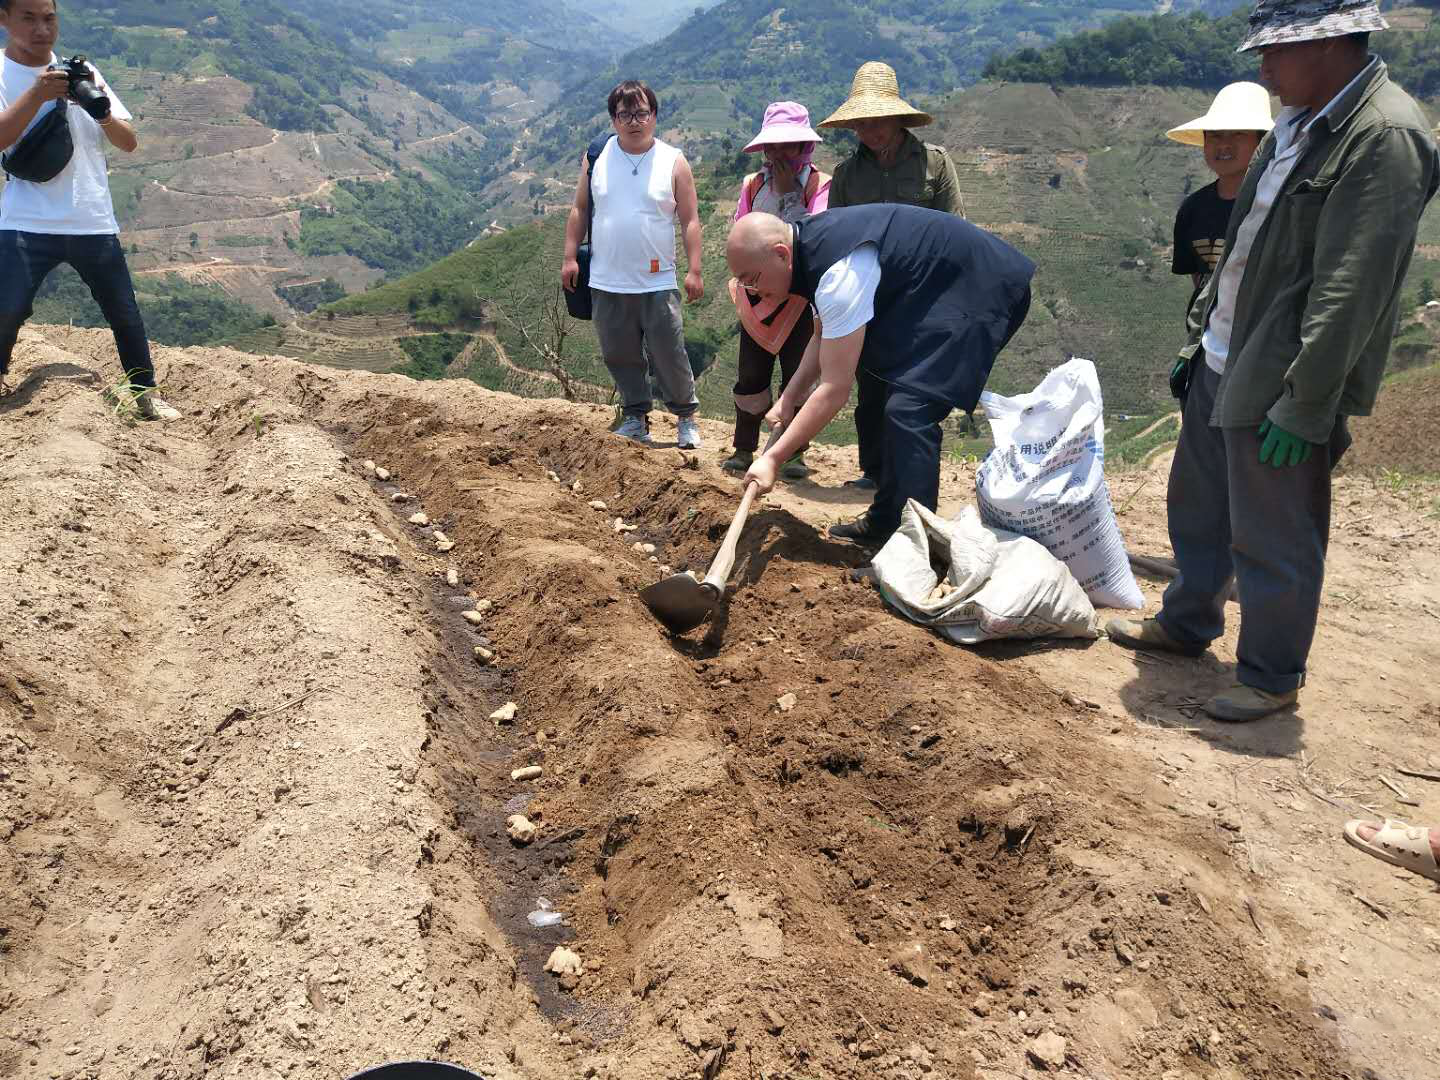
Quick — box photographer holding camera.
[0,0,176,418]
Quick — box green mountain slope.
[984,3,1440,95]
[517,0,1234,183]
[1,0,633,333]
[287,83,1237,438]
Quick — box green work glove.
[1258,419,1315,468]
[1169,356,1192,400]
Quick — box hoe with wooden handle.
[641,429,781,633]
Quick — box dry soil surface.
[1,327,1436,1080]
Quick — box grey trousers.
[592,289,699,419]
[1157,362,1349,694]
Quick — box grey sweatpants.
[592,289,699,419]
[1157,362,1349,694]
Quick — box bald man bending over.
[728,205,1034,546]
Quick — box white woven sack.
[871,502,1099,644]
[975,358,1143,609]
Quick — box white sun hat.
[1166,82,1274,147]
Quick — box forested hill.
[984,3,1440,96]
[522,0,1234,168]
[57,0,621,133]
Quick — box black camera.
[50,55,111,121]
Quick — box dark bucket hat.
[1237,0,1387,53]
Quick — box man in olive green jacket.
[817,62,964,511]
[1109,0,1438,722]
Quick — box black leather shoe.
[828,514,891,546]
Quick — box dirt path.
[2,327,1435,1080]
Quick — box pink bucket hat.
[742,102,823,154]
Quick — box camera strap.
[2,99,75,184]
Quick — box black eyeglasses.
[615,109,653,124]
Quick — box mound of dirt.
[1,326,1421,1080]
[1346,361,1440,475]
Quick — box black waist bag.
[2,100,74,183]
[563,131,615,322]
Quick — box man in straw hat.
[1166,82,1273,323]
[726,204,1033,548]
[820,62,964,497]
[1108,0,1438,722]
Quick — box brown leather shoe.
[1203,683,1297,723]
[1104,617,1206,658]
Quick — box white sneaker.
[614,416,652,445]
[677,417,701,450]
[135,391,181,422]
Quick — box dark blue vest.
[792,205,1035,410]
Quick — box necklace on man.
[619,145,653,175]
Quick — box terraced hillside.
[0,0,627,329]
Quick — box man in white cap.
[819,61,964,503]
[1109,0,1439,722]
[1166,82,1273,326]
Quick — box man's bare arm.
[747,326,864,490]
[560,155,591,290]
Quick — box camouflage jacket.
[1184,60,1439,441]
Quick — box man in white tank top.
[562,80,705,448]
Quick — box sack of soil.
[975,358,1143,609]
[871,501,1099,644]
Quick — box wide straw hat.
[1166,82,1274,147]
[818,62,932,129]
[742,101,823,153]
[1237,0,1387,53]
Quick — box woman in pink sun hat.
[723,101,831,478]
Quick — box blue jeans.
[0,230,154,388]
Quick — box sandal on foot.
[1343,819,1440,883]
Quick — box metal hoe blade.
[640,573,721,634]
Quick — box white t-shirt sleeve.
[813,243,881,339]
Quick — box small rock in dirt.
[544,946,584,977]
[463,610,485,626]
[761,1006,786,1035]
[613,518,637,533]
[777,693,798,713]
[490,702,518,724]
[1295,960,1310,978]
[363,459,377,474]
[446,569,460,587]
[971,992,994,1017]
[903,1043,933,1073]
[572,479,583,493]
[409,511,431,527]
[506,814,538,845]
[938,917,958,933]
[546,470,561,483]
[433,530,455,552]
[512,765,543,782]
[589,500,608,512]
[1027,1031,1067,1071]
[374,467,392,482]
[640,543,656,555]
[888,941,937,987]
[474,646,496,665]
[390,492,413,503]
[1003,806,1033,847]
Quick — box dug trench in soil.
[258,361,1357,1080]
[6,331,1361,1079]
